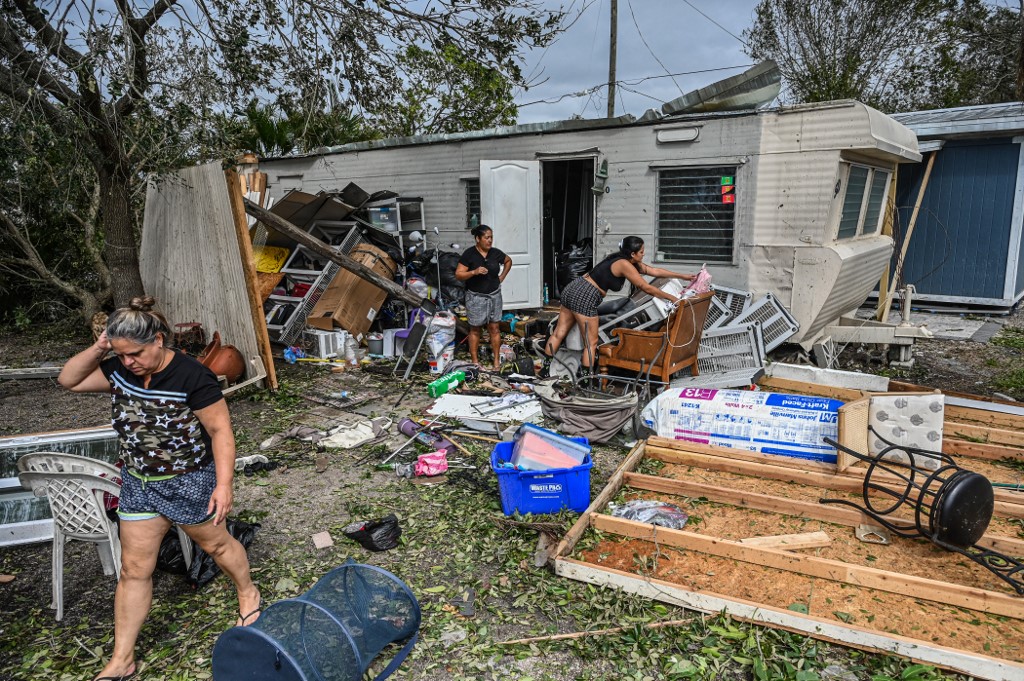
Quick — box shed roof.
[892,102,1024,138]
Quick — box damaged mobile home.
[256,99,923,348]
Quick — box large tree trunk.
[98,171,146,306]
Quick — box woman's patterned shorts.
[559,277,603,317]
[118,463,218,525]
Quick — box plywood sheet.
[141,163,266,388]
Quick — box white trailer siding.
[258,100,919,345]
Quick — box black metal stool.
[822,427,1024,596]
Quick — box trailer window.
[656,166,736,263]
[837,164,890,239]
[465,179,481,229]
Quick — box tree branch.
[11,0,87,69]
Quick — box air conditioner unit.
[303,329,348,359]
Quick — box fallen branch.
[499,618,692,645]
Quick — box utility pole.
[607,0,618,118]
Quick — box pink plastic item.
[415,450,449,477]
[682,265,712,296]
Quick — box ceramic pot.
[198,331,245,384]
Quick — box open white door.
[480,159,542,309]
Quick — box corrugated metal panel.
[893,138,1018,300]
[893,102,1024,137]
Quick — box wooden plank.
[647,438,1024,517]
[945,421,1024,448]
[739,531,831,550]
[945,404,1024,431]
[758,376,867,401]
[874,166,898,322]
[764,375,1024,432]
[555,557,1024,681]
[623,472,1024,556]
[0,367,62,380]
[592,515,1024,620]
[944,439,1024,464]
[243,199,425,308]
[225,169,278,391]
[141,163,267,391]
[883,149,937,323]
[552,440,647,561]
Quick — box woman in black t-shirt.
[59,297,261,681]
[544,236,694,374]
[455,225,513,368]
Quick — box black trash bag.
[342,514,401,552]
[156,529,189,575]
[556,240,593,292]
[186,519,261,589]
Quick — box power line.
[680,0,749,47]
[625,0,684,97]
[517,64,755,108]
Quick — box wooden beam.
[242,199,425,308]
[225,170,278,390]
[739,531,831,550]
[882,150,937,323]
[645,442,1024,519]
[944,439,1024,465]
[552,440,647,561]
[623,472,1024,556]
[0,367,62,380]
[499,618,693,645]
[758,376,867,401]
[555,557,1024,681]
[874,166,899,322]
[761,375,1024,433]
[945,404,1024,431]
[945,422,1024,448]
[592,515,1024,620]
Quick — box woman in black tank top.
[544,236,695,373]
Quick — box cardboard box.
[307,244,396,337]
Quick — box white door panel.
[480,160,541,309]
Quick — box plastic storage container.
[491,439,592,516]
[511,423,591,471]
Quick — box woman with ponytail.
[544,236,695,374]
[59,297,260,681]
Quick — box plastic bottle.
[427,370,466,398]
[343,336,359,367]
[543,284,550,305]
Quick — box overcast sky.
[513,0,763,123]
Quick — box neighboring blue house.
[890,103,1024,307]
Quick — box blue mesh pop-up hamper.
[212,561,420,681]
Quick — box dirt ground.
[3,307,1023,680]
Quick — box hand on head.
[95,330,111,352]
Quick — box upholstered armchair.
[597,291,713,384]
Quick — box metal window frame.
[836,163,892,241]
[655,165,739,264]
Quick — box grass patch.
[993,366,1024,400]
[992,326,1024,350]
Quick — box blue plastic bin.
[491,439,592,516]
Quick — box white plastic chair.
[16,452,194,620]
